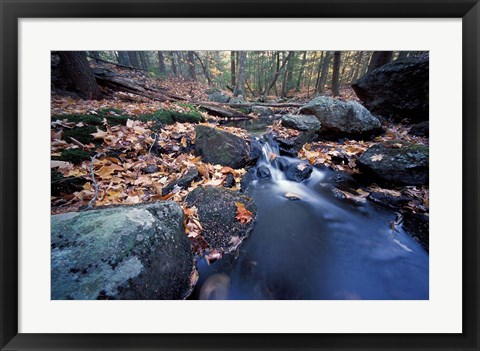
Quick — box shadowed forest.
[51,50,429,300]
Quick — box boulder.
[251,106,274,118]
[409,121,429,137]
[207,91,230,103]
[358,141,429,186]
[185,187,256,254]
[299,96,382,139]
[240,167,257,192]
[194,125,256,168]
[352,55,429,122]
[256,165,271,179]
[51,202,196,300]
[281,114,321,132]
[162,168,200,196]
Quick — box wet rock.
[402,212,429,251]
[162,168,200,196]
[276,157,313,182]
[51,201,196,300]
[352,55,429,122]
[409,121,429,137]
[256,165,271,179]
[281,114,321,132]
[207,91,230,103]
[251,106,274,118]
[185,187,256,254]
[299,96,382,139]
[223,173,236,188]
[358,141,429,186]
[240,167,256,192]
[195,125,257,168]
[367,191,410,209]
[273,130,317,157]
[142,164,159,174]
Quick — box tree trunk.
[138,52,147,70]
[233,51,247,97]
[117,51,130,66]
[59,51,103,100]
[367,51,393,73]
[295,51,307,92]
[169,52,177,76]
[331,51,341,97]
[317,51,332,93]
[127,51,141,68]
[157,51,167,76]
[351,51,364,83]
[263,51,292,100]
[230,51,236,88]
[282,51,295,97]
[187,51,196,81]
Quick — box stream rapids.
[190,119,429,300]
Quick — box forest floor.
[51,66,429,237]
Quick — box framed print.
[1,0,479,350]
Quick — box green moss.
[52,114,103,125]
[141,107,204,125]
[96,108,125,116]
[52,149,92,164]
[62,125,99,145]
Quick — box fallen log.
[198,101,304,108]
[194,102,252,119]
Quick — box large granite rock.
[51,202,196,300]
[352,55,429,122]
[358,141,429,186]
[299,96,382,139]
[281,114,321,132]
[185,187,256,254]
[194,125,256,168]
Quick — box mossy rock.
[140,108,204,126]
[52,109,130,126]
[52,114,103,125]
[52,149,92,164]
[62,125,100,145]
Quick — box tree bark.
[295,51,307,92]
[187,51,197,81]
[230,51,236,88]
[317,51,332,93]
[127,51,141,68]
[169,52,177,76]
[367,51,393,73]
[59,51,103,100]
[233,51,247,97]
[117,51,130,66]
[332,51,341,97]
[157,51,167,76]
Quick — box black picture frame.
[1,0,478,350]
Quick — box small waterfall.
[257,138,285,182]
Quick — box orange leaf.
[235,202,253,224]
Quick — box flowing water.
[191,121,429,300]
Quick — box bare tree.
[230,51,236,88]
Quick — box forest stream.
[190,119,429,300]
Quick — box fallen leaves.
[235,202,253,223]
